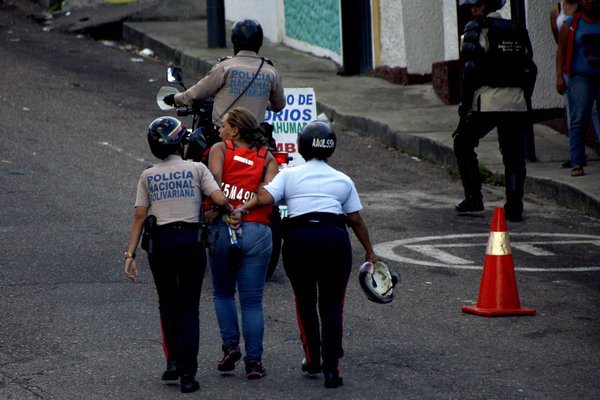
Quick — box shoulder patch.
[217,56,232,63]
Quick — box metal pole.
[207,0,226,48]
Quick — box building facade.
[225,0,562,110]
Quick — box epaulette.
[262,57,274,66]
[217,56,232,63]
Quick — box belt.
[155,221,199,232]
[287,212,346,228]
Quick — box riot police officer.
[231,121,379,389]
[163,19,285,128]
[124,116,233,393]
[454,0,537,222]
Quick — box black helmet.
[458,0,506,11]
[147,116,188,160]
[231,19,263,54]
[359,260,400,304]
[297,121,336,161]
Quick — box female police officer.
[231,121,378,388]
[124,116,233,393]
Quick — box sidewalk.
[122,19,600,219]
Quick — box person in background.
[453,0,536,222]
[124,116,232,393]
[231,121,378,389]
[206,107,278,380]
[555,0,600,175]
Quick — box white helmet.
[359,260,400,304]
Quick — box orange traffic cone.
[461,207,536,317]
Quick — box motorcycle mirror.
[156,86,180,110]
[167,67,183,85]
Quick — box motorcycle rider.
[453,0,537,222]
[163,18,285,128]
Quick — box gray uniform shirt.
[174,50,285,126]
[135,154,220,226]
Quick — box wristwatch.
[123,251,136,260]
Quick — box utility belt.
[286,212,347,229]
[155,221,199,233]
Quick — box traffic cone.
[461,207,536,317]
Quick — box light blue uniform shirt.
[264,159,363,218]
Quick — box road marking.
[374,233,600,272]
[97,141,150,164]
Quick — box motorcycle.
[157,66,290,278]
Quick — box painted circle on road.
[374,233,600,272]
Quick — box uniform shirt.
[471,12,528,113]
[135,154,220,226]
[174,50,285,126]
[263,159,362,218]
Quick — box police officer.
[454,0,537,222]
[231,121,378,389]
[124,116,233,393]
[163,19,285,128]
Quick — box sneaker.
[323,369,343,389]
[301,358,322,375]
[180,374,199,393]
[455,198,484,213]
[161,360,179,384]
[218,343,242,372]
[245,361,266,379]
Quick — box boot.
[456,161,483,213]
[504,174,524,222]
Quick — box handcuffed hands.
[227,207,248,230]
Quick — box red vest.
[222,140,272,225]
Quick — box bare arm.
[346,211,377,262]
[208,142,226,185]
[556,23,569,94]
[124,206,148,282]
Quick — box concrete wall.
[282,0,341,64]
[527,0,562,109]
[224,0,283,43]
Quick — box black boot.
[180,374,199,393]
[504,174,524,222]
[161,360,179,384]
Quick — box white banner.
[264,88,317,167]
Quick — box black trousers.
[282,215,352,373]
[453,111,528,214]
[148,227,206,376]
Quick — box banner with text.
[264,87,316,167]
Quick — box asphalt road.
[0,8,599,400]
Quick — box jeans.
[207,219,272,363]
[564,75,600,143]
[566,74,600,167]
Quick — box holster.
[141,215,156,254]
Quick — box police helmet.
[231,19,263,54]
[297,121,336,161]
[458,0,506,11]
[147,116,188,160]
[359,260,400,304]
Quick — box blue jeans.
[207,219,272,363]
[566,75,600,167]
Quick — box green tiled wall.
[284,0,341,54]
